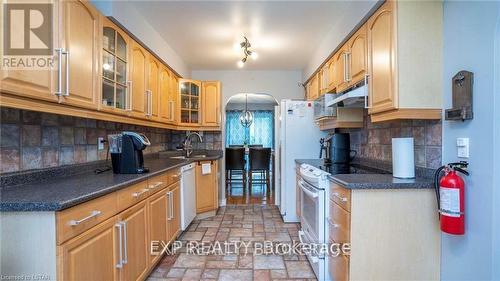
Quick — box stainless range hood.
[326,84,368,108]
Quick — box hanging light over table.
[240,94,253,127]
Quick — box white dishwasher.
[180,163,196,230]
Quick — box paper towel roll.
[392,137,415,179]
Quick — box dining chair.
[248,144,263,148]
[225,147,246,194]
[248,147,271,194]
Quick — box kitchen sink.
[170,154,207,159]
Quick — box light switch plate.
[98,137,105,150]
[456,138,469,158]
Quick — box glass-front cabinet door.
[101,19,130,113]
[178,79,201,125]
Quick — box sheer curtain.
[225,110,274,148]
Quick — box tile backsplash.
[338,111,442,169]
[0,108,222,174]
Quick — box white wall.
[192,70,304,105]
[192,70,303,203]
[493,13,500,281]
[91,0,190,78]
[441,2,500,280]
[303,1,377,80]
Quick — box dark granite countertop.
[295,159,434,190]
[0,151,222,212]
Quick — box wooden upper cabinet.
[367,0,396,114]
[348,23,367,85]
[201,81,221,127]
[308,74,319,100]
[0,1,59,103]
[158,67,171,123]
[130,41,149,119]
[196,161,218,213]
[117,200,149,281]
[334,45,350,94]
[169,74,179,124]
[178,79,201,126]
[148,57,160,120]
[58,217,119,281]
[59,0,100,110]
[100,17,131,114]
[319,64,329,96]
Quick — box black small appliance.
[109,132,151,174]
[330,133,357,165]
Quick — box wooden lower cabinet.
[195,161,219,213]
[58,217,119,281]
[116,200,149,281]
[327,181,440,281]
[168,182,182,238]
[56,169,183,281]
[148,189,168,265]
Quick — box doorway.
[223,93,279,205]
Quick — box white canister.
[392,137,415,179]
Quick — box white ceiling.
[132,1,376,70]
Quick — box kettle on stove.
[330,133,357,165]
[108,131,150,174]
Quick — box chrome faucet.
[183,132,203,158]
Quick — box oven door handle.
[298,231,320,264]
[299,180,319,199]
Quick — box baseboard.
[195,210,216,220]
[219,198,227,206]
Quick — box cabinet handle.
[115,223,123,268]
[68,210,101,226]
[169,101,174,121]
[132,188,149,198]
[122,221,128,264]
[63,50,70,96]
[149,181,163,189]
[149,90,153,116]
[364,74,370,109]
[55,48,63,96]
[327,217,340,228]
[346,52,351,82]
[170,191,174,220]
[332,192,348,202]
[166,192,172,220]
[126,81,133,111]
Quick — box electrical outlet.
[456,138,469,158]
[98,137,105,150]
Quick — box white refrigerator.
[275,100,326,223]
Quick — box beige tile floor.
[147,205,317,281]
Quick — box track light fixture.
[237,36,257,68]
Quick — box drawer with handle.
[56,192,117,245]
[147,173,169,193]
[328,199,351,243]
[166,168,181,185]
[329,181,351,212]
[117,180,149,211]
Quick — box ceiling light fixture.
[236,36,257,68]
[239,93,253,127]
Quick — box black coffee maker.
[108,132,150,174]
[330,133,357,165]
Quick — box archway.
[221,93,279,206]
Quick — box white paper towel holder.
[392,137,415,179]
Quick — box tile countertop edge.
[0,154,222,212]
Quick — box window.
[225,110,274,148]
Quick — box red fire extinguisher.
[434,161,469,235]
